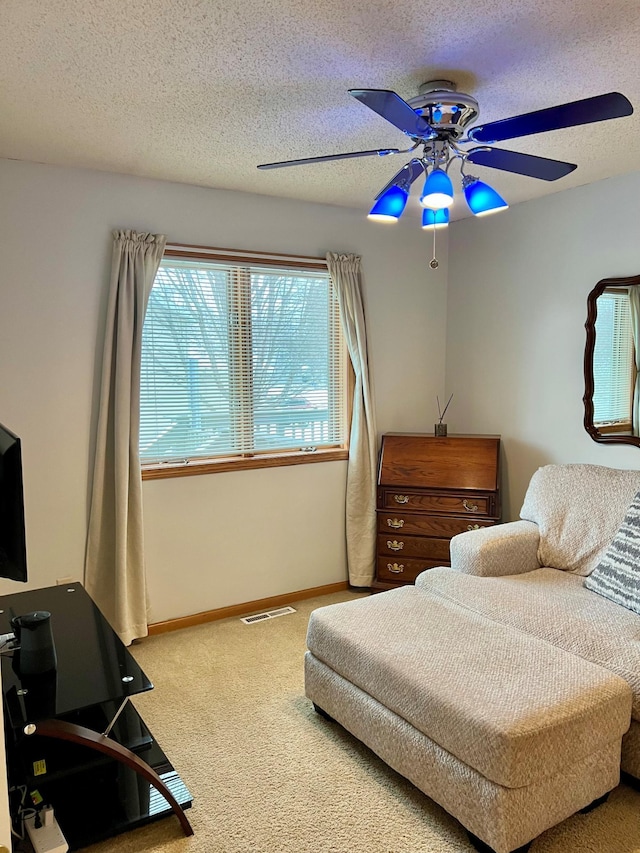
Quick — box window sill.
[593,422,633,434]
[141,448,349,480]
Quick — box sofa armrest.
[450,520,541,577]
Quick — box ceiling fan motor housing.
[407,81,479,138]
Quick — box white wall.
[0,159,447,621]
[6,154,640,619]
[446,170,640,520]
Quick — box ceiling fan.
[257,81,633,224]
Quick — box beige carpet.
[85,591,640,853]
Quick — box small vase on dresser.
[374,433,501,589]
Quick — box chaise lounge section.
[305,463,640,852]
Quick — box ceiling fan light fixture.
[259,83,633,234]
[462,174,509,216]
[420,168,454,210]
[367,184,408,222]
[421,208,449,230]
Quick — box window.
[592,289,635,431]
[140,246,349,477]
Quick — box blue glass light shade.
[420,168,454,209]
[421,208,449,230]
[463,178,508,216]
[367,185,409,221]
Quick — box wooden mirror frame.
[584,273,640,447]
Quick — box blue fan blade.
[469,92,633,144]
[349,89,434,139]
[467,147,577,181]
[257,148,401,169]
[374,158,425,199]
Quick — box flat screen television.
[0,423,28,582]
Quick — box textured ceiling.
[2,0,640,220]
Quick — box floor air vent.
[241,606,296,624]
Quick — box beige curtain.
[326,253,377,587]
[85,230,167,645]
[629,287,640,437]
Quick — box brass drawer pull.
[394,494,409,504]
[467,524,481,531]
[386,518,405,528]
[387,540,404,551]
[463,499,479,513]
[387,563,405,574]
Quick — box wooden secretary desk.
[374,433,501,589]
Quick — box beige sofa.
[439,461,640,779]
[305,463,640,853]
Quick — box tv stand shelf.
[15,701,155,787]
[0,583,193,850]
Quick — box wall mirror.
[584,274,640,447]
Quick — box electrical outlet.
[55,577,74,586]
[24,811,68,853]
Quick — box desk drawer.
[379,488,495,518]
[377,512,494,537]
[377,534,450,561]
[376,557,447,584]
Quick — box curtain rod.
[165,243,327,266]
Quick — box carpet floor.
[84,590,640,853]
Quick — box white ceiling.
[2,0,640,221]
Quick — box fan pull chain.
[429,221,439,270]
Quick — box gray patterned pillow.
[585,490,640,615]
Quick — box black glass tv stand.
[0,583,193,850]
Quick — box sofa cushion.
[519,463,640,575]
[585,490,640,615]
[307,586,631,789]
[416,566,640,719]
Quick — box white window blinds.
[592,290,634,425]
[140,253,348,463]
